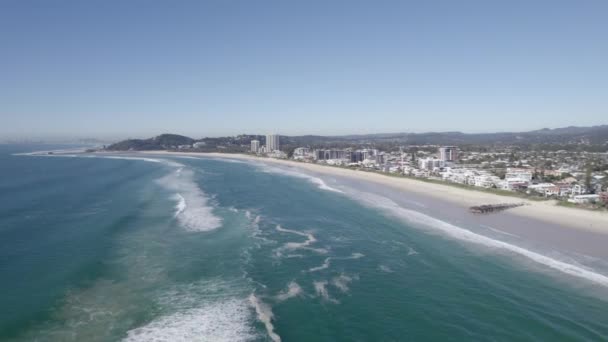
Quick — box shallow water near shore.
[2,145,608,341]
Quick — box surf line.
[353,191,608,288]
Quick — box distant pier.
[469,202,527,214]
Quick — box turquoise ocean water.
[1,145,608,341]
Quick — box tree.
[585,164,593,192]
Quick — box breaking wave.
[257,165,344,193]
[123,299,255,342]
[158,168,222,232]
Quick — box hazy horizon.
[5,122,608,144]
[2,1,607,140]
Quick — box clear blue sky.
[1,0,607,140]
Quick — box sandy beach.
[138,151,608,236]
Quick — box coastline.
[136,150,608,236]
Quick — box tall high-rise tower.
[266,134,280,152]
[439,146,458,162]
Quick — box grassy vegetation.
[556,200,608,212]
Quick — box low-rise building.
[568,194,600,204]
[419,158,442,170]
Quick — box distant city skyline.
[1,1,607,140]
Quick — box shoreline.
[127,150,608,235]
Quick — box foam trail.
[249,294,281,342]
[379,265,394,273]
[275,225,327,256]
[275,282,304,302]
[331,274,354,292]
[313,281,338,303]
[353,191,608,287]
[348,252,365,259]
[308,253,364,272]
[308,258,331,272]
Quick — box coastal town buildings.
[277,142,607,208]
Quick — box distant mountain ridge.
[106,125,608,151]
[106,134,195,151]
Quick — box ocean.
[1,144,608,341]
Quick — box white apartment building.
[418,158,443,170]
[505,168,533,182]
[251,140,260,153]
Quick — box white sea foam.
[349,252,365,259]
[286,254,305,258]
[313,281,338,303]
[123,299,255,342]
[257,165,344,193]
[407,247,418,256]
[331,274,354,292]
[308,258,331,272]
[353,191,608,287]
[379,265,394,273]
[100,155,185,168]
[249,294,281,342]
[158,168,222,232]
[275,281,304,302]
[173,194,187,217]
[308,252,364,272]
[274,225,327,256]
